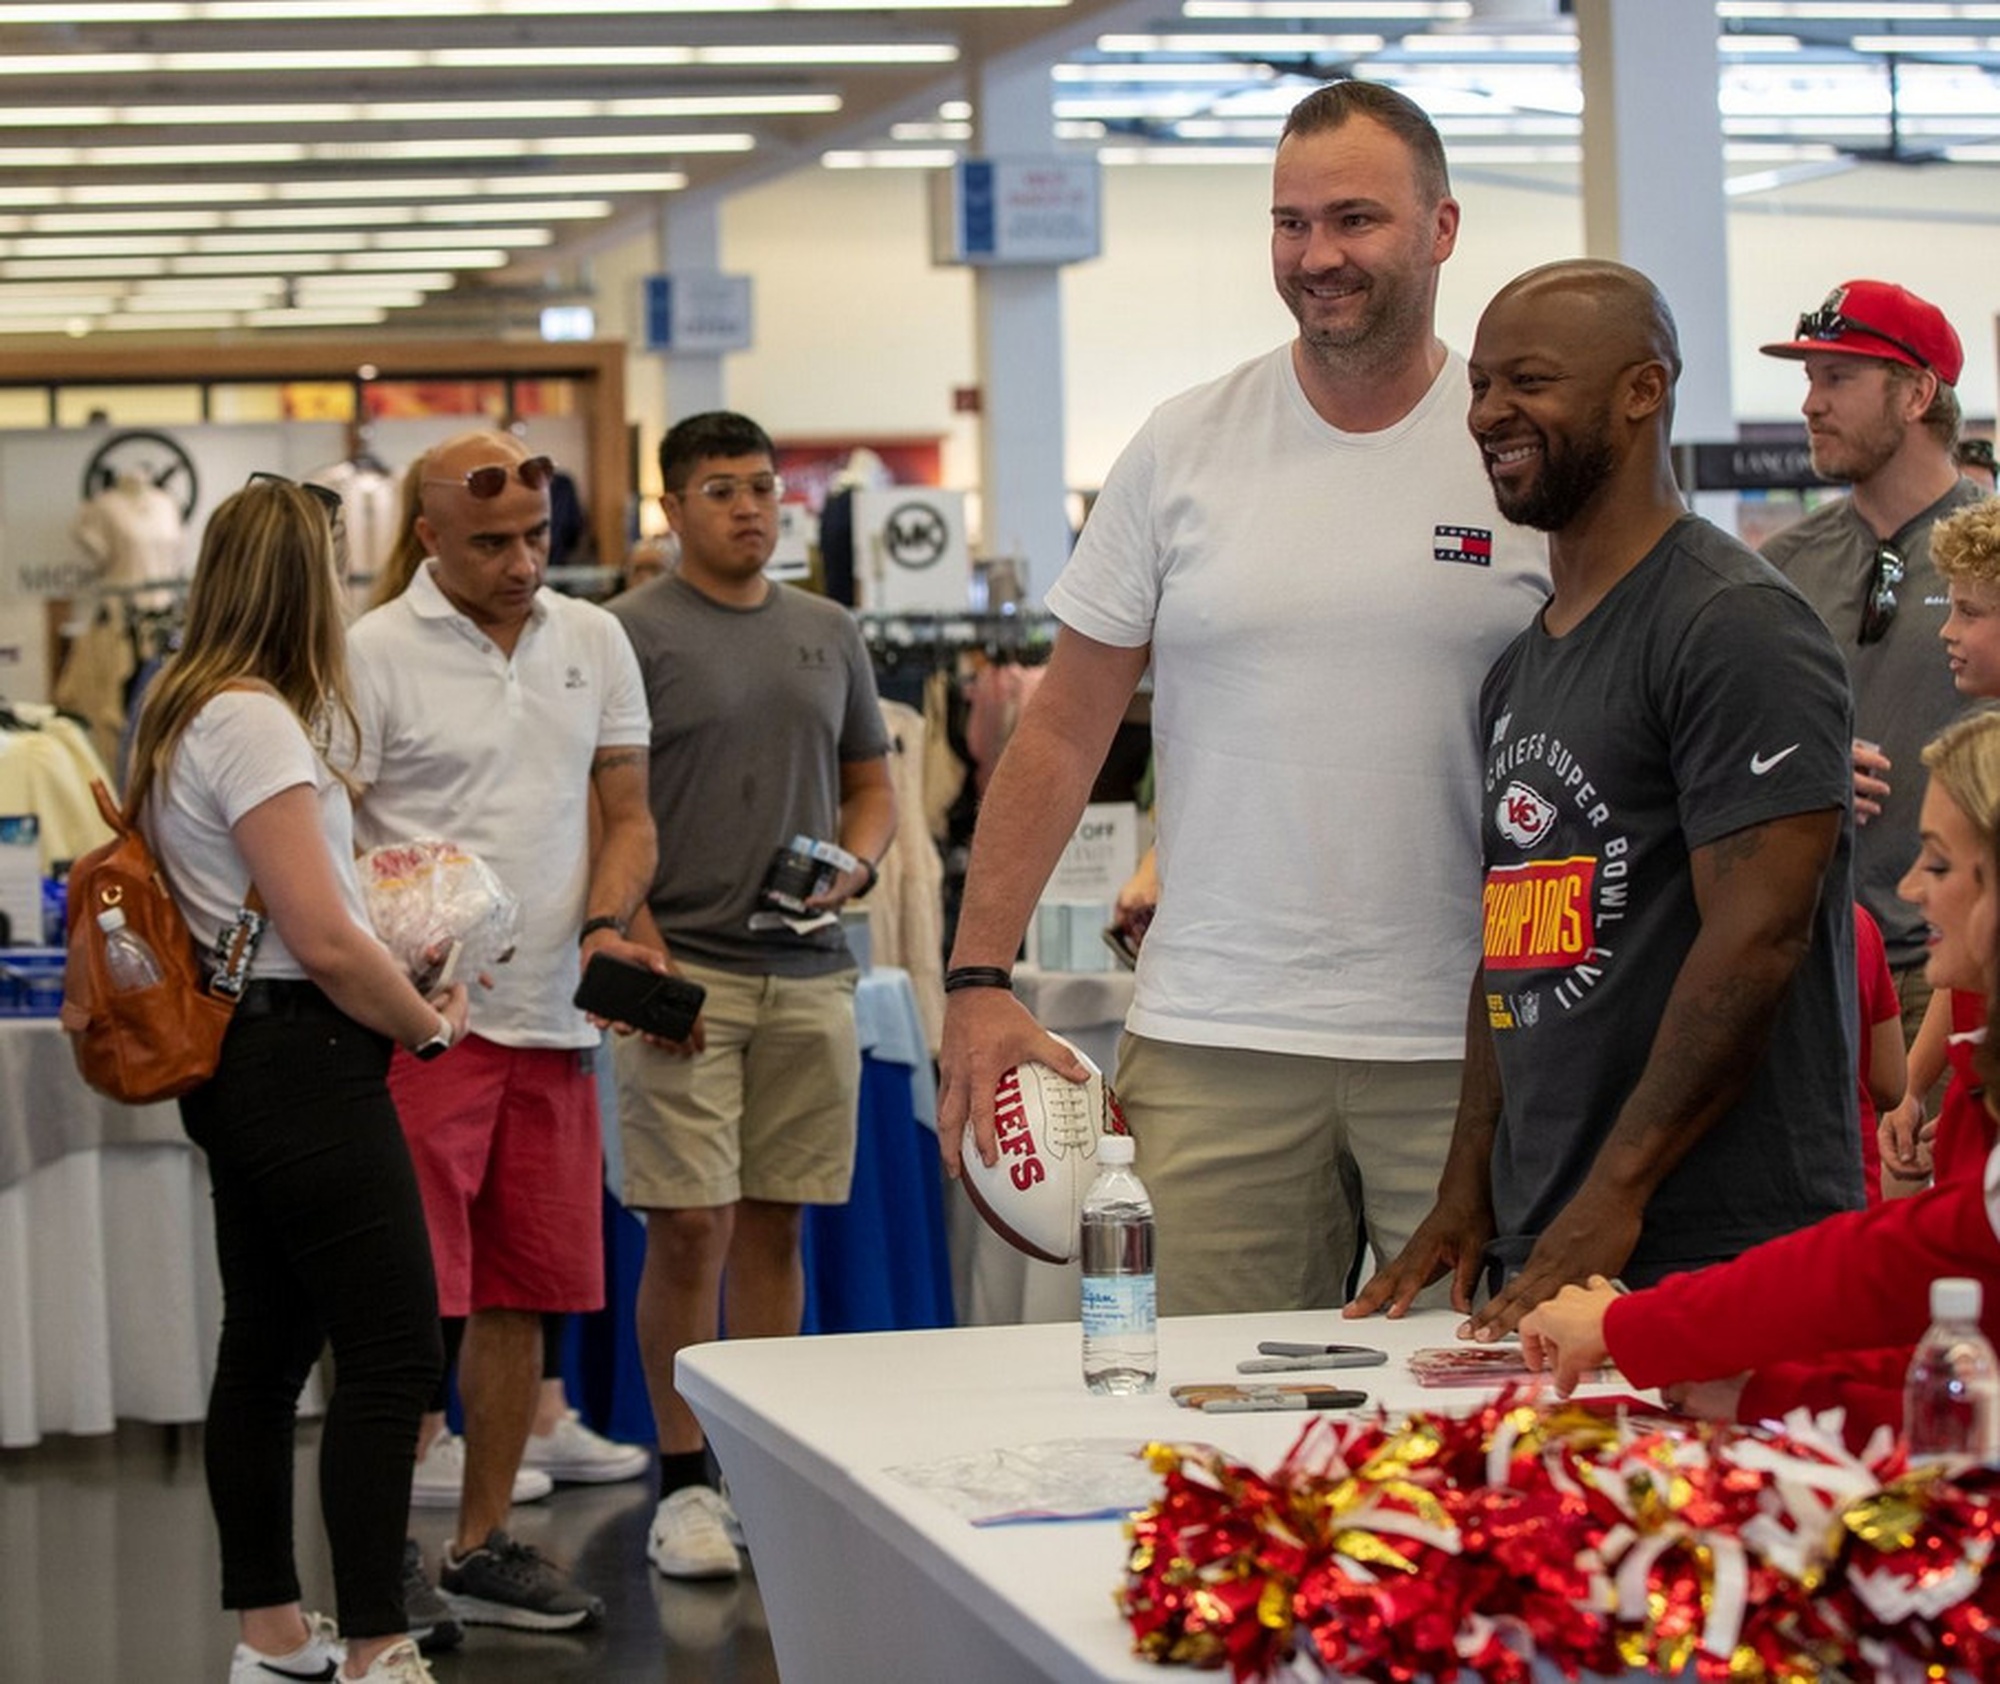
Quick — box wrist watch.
[413,1013,454,1062]
[579,915,626,943]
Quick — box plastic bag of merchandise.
[358,839,521,992]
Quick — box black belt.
[227,977,339,1021]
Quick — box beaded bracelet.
[943,965,1014,994]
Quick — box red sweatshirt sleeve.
[1605,1148,2000,1393]
[1737,1351,1910,1445]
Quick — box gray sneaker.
[401,1538,464,1654]
[439,1528,605,1632]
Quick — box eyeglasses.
[1794,305,1933,374]
[246,471,343,521]
[421,454,555,499]
[1860,543,1904,646]
[687,472,784,506]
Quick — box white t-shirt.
[1047,345,1550,1060]
[346,562,651,1048]
[145,689,373,982]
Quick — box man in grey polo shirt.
[1758,279,1984,1043]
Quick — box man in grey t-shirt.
[1352,260,1858,1337]
[1758,279,1982,1041]
[607,410,895,1584]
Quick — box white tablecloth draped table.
[681,1307,1654,1684]
[0,1020,218,1447]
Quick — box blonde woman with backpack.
[126,476,469,1684]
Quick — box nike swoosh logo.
[1749,745,1800,775]
[253,1664,337,1682]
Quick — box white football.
[960,1038,1128,1264]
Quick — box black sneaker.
[402,1538,464,1654]
[439,1528,605,1632]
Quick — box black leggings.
[180,982,443,1640]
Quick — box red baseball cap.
[1760,279,1964,386]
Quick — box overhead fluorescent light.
[1096,33,1386,52]
[821,149,960,169]
[5,0,1048,14]
[1185,2,1466,14]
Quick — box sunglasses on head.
[1794,305,1933,374]
[1859,543,1903,647]
[422,454,555,500]
[246,471,343,521]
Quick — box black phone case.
[573,954,706,1041]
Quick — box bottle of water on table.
[1904,1275,2000,1468]
[1081,1133,1156,1395]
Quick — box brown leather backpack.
[58,778,262,1105]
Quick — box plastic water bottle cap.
[96,906,128,933]
[1097,1132,1135,1166]
[1933,1276,1982,1321]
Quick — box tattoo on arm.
[591,746,647,777]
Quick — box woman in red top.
[1518,710,2000,1445]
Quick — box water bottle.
[1903,1276,2000,1468]
[97,906,165,992]
[1080,1133,1157,1395]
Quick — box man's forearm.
[1577,815,1834,1207]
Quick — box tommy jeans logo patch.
[1434,524,1494,566]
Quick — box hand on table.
[1459,1190,1640,1341]
[1343,1195,1492,1321]
[1517,1276,1620,1395]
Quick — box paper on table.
[885,1437,1162,1527]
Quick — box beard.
[1807,405,1904,486]
[1281,258,1434,378]
[1491,418,1619,532]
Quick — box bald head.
[1489,260,1683,384]
[414,429,552,639]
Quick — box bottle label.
[1082,1273,1155,1335]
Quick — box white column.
[1575,0,1733,442]
[971,52,1071,602]
[658,194,727,420]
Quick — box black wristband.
[579,915,626,943]
[944,965,1013,994]
[856,857,879,897]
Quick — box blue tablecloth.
[563,967,952,1445]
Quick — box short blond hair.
[1933,495,2000,588]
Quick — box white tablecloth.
[0,1146,219,1448]
[680,1307,1643,1684]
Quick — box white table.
[680,1308,1640,1684]
[0,1020,218,1447]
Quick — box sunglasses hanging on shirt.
[1858,543,1903,646]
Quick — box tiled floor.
[0,1424,783,1683]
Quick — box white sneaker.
[408,1430,553,1510]
[339,1637,436,1682]
[229,1612,343,1683]
[520,1409,651,1484]
[647,1487,743,1580]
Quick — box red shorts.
[388,1035,605,1318]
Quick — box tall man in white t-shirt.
[346,429,658,1634]
[937,80,1549,1316]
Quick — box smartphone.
[572,953,706,1041]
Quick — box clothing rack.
[853,607,1058,665]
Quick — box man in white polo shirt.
[346,428,657,1635]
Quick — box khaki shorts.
[1114,1033,1461,1317]
[614,960,859,1210]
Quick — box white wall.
[602,156,1999,517]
